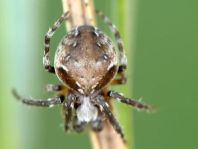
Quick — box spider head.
[54,25,118,95]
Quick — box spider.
[13,10,153,142]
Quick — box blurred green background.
[0,0,198,149]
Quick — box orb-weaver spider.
[13,10,153,142]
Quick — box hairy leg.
[95,95,125,141]
[43,11,70,74]
[45,84,65,92]
[96,10,127,70]
[12,89,64,107]
[62,94,75,132]
[96,10,127,86]
[108,90,154,112]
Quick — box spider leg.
[43,11,70,74]
[45,84,64,92]
[108,90,154,112]
[62,94,75,132]
[96,10,127,71]
[12,89,64,107]
[95,95,126,142]
[111,65,127,85]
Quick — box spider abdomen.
[54,25,118,95]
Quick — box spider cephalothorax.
[13,10,153,142]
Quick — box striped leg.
[43,11,70,74]
[96,10,127,69]
[108,91,155,112]
[95,95,126,142]
[45,84,64,92]
[96,10,127,85]
[12,89,64,107]
[62,94,76,132]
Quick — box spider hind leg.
[43,11,70,74]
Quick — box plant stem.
[61,0,128,149]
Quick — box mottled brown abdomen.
[54,25,118,95]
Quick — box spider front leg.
[108,91,154,112]
[95,95,126,142]
[43,11,70,74]
[12,89,64,107]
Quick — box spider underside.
[13,10,153,142]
